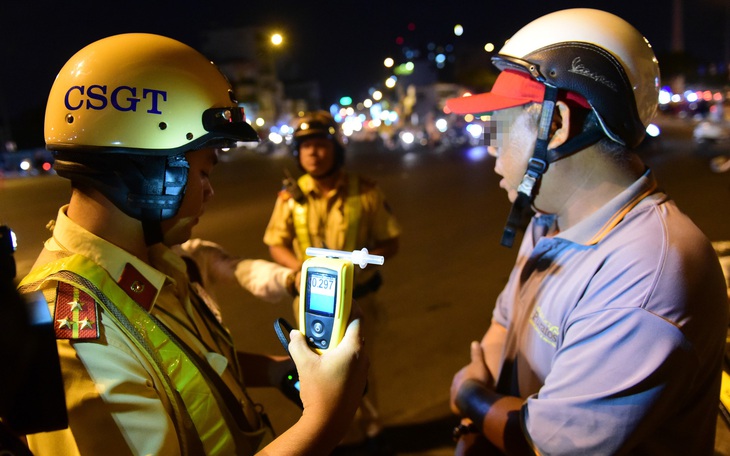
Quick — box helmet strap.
[126,154,189,222]
[135,154,189,246]
[500,85,558,247]
[53,151,189,247]
[142,219,164,246]
[548,110,605,162]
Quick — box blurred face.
[489,105,539,203]
[160,147,217,246]
[298,137,336,178]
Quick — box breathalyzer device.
[299,247,384,353]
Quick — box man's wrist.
[455,378,496,432]
[452,420,480,442]
[285,271,299,297]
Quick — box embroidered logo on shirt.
[54,282,100,340]
[529,306,559,347]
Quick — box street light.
[264,30,285,126]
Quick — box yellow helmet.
[293,111,341,143]
[46,34,259,241]
[45,33,258,154]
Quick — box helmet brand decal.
[568,57,618,92]
[64,85,168,114]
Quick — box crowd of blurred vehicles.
[0,145,54,178]
[242,116,485,157]
[2,84,728,179]
[658,86,730,145]
[243,84,728,157]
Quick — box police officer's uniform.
[19,208,274,455]
[264,170,400,440]
[264,172,400,295]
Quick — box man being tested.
[18,33,368,455]
[446,8,728,455]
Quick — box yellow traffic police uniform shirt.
[20,206,271,456]
[263,171,401,287]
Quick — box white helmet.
[446,9,661,247]
[495,8,660,148]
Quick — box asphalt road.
[2,113,729,455]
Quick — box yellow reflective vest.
[19,253,273,455]
[290,173,361,256]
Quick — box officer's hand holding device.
[274,247,383,406]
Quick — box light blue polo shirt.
[492,169,728,455]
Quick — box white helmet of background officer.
[45,33,259,244]
[446,8,660,246]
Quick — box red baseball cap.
[446,69,592,115]
[446,69,546,115]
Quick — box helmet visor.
[202,107,259,142]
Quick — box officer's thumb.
[288,329,315,366]
[340,318,363,352]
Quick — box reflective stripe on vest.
[291,174,361,256]
[19,254,270,455]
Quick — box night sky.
[0,0,726,147]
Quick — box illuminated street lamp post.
[263,31,285,126]
[271,33,283,47]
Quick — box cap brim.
[446,92,536,115]
[212,121,260,142]
[445,69,546,115]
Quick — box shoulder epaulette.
[54,282,100,340]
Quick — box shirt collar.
[299,172,348,196]
[148,243,190,289]
[551,168,659,246]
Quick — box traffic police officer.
[264,110,400,445]
[18,33,368,455]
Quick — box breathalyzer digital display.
[299,258,353,354]
[306,270,337,316]
[297,248,384,354]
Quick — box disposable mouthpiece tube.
[305,247,385,269]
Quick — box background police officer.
[264,110,400,450]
